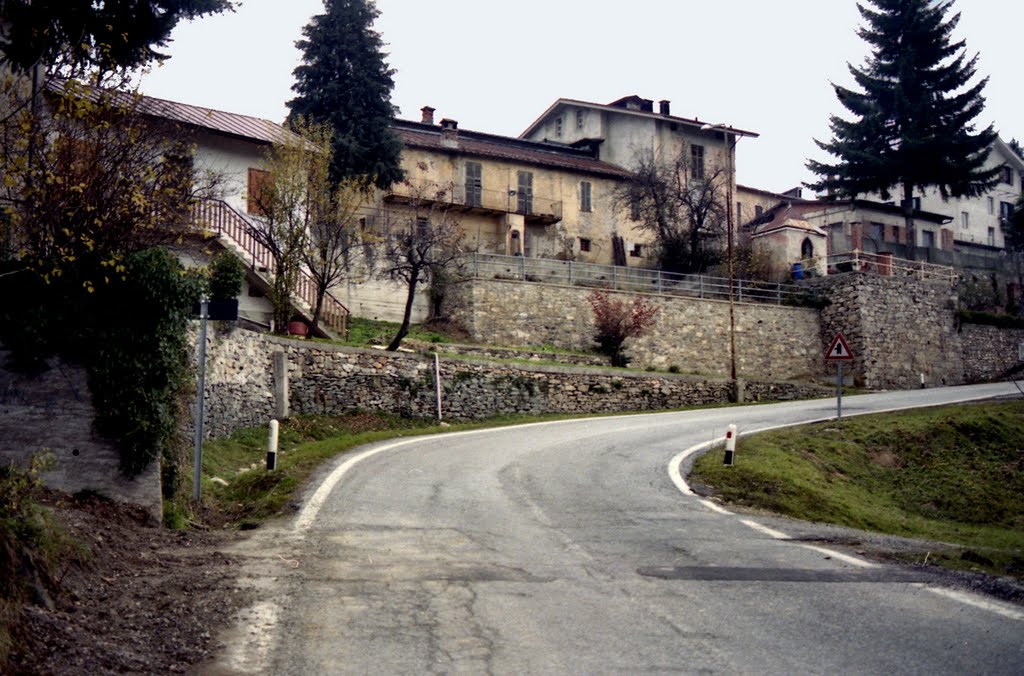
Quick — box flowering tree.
[588,289,659,367]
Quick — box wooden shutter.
[247,168,272,215]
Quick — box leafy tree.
[588,289,659,368]
[0,0,234,79]
[376,177,465,351]
[616,147,727,274]
[1,81,219,290]
[806,0,998,254]
[208,251,245,300]
[288,0,403,189]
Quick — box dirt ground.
[7,492,251,675]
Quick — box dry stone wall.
[197,327,829,438]
[813,273,964,389]
[960,323,1024,382]
[452,279,824,381]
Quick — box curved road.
[222,383,1023,674]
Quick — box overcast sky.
[139,0,1022,194]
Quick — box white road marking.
[798,544,877,568]
[916,585,1024,622]
[739,518,790,540]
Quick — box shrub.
[587,289,659,367]
[208,251,246,300]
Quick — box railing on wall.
[190,199,349,336]
[466,253,814,306]
[799,250,958,283]
[386,178,562,222]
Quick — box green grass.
[344,317,454,347]
[692,401,1024,577]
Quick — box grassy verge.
[691,401,1024,577]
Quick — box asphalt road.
[222,382,1024,675]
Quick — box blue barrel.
[792,262,804,280]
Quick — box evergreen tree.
[806,0,998,253]
[288,0,403,189]
[1010,139,1024,161]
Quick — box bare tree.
[377,176,465,351]
[616,147,728,274]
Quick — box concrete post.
[273,351,289,420]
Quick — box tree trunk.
[309,285,325,337]
[902,182,915,261]
[387,273,419,351]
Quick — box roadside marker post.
[267,419,279,471]
[825,332,854,421]
[724,424,737,466]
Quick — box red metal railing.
[190,199,349,335]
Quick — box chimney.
[659,100,671,116]
[420,106,435,125]
[440,118,459,147]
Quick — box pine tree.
[288,0,403,189]
[806,0,998,253]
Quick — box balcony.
[384,178,562,225]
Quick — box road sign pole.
[192,299,208,502]
[837,362,843,421]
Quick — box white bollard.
[267,419,279,471]
[724,424,737,466]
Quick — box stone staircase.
[190,199,349,338]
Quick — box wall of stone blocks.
[813,273,964,390]
[451,279,825,381]
[196,327,830,439]
[960,323,1024,383]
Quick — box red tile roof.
[395,120,634,179]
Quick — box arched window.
[801,237,814,259]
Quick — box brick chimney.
[659,100,671,116]
[421,106,435,125]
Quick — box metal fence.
[798,250,958,284]
[466,253,815,306]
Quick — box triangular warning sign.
[825,332,854,361]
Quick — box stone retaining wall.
[198,327,830,439]
[452,279,824,381]
[813,273,963,389]
[960,323,1024,382]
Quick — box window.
[247,167,271,215]
[912,196,921,211]
[736,202,742,224]
[465,161,482,207]
[629,243,643,258]
[988,227,996,247]
[988,196,995,214]
[690,145,705,181]
[869,222,884,242]
[516,171,533,214]
[576,110,584,129]
[415,217,429,238]
[1002,166,1014,185]
[554,117,563,138]
[579,237,592,252]
[754,205,763,218]
[922,230,935,248]
[961,211,969,229]
[580,181,592,212]
[1001,201,1015,223]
